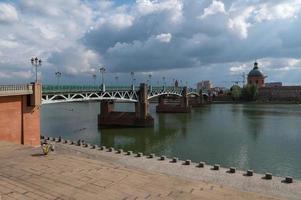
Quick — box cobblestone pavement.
[0,141,291,200]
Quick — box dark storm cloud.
[81,0,301,76]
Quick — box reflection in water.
[42,103,301,179]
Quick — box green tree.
[230,85,241,101]
[241,85,258,101]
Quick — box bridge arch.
[147,92,182,100]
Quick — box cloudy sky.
[1,0,301,87]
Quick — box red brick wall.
[0,84,41,146]
[22,95,41,146]
[248,77,265,88]
[0,96,23,144]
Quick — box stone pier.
[156,87,191,113]
[98,83,154,127]
[189,90,204,107]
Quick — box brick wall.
[0,83,41,146]
[0,96,22,144]
[259,86,301,102]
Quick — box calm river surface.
[41,103,301,179]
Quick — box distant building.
[197,80,212,91]
[265,82,282,88]
[247,62,266,88]
[259,86,301,102]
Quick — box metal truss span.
[41,85,207,104]
[42,90,139,104]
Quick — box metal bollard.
[285,176,293,183]
[160,155,166,160]
[265,173,272,180]
[117,149,123,154]
[184,160,191,165]
[246,170,253,176]
[229,167,236,173]
[213,164,220,170]
[198,162,205,168]
[148,153,155,158]
[136,152,143,157]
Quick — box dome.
[248,62,264,77]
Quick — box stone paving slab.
[0,141,297,200]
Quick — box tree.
[241,85,258,101]
[230,85,241,101]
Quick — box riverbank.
[1,141,300,200]
[213,100,301,104]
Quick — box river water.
[41,102,301,179]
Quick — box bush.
[230,85,241,101]
[241,85,258,101]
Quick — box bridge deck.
[0,85,33,96]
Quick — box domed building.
[248,62,266,88]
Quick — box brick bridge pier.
[99,85,206,127]
[98,83,154,127]
[0,83,41,146]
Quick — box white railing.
[0,84,33,96]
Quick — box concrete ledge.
[41,137,301,200]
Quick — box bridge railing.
[42,85,135,93]
[42,85,196,94]
[151,86,184,92]
[0,84,33,96]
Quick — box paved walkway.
[0,141,296,200]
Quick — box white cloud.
[135,0,183,23]
[0,3,19,23]
[200,0,226,19]
[228,7,254,39]
[156,33,172,43]
[254,2,300,22]
[108,14,134,30]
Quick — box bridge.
[41,83,208,127]
[0,83,208,146]
[41,85,207,104]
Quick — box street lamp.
[92,74,97,86]
[148,74,152,91]
[130,71,135,90]
[163,76,166,85]
[148,74,152,85]
[130,72,135,85]
[115,76,119,86]
[99,67,106,91]
[31,57,42,82]
[55,71,62,86]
